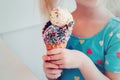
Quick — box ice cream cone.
[45,44,66,51]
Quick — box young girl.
[41,0,120,80]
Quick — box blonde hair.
[40,0,58,21]
[40,0,57,15]
[40,0,120,18]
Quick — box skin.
[43,0,120,80]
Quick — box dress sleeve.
[104,26,120,73]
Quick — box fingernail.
[44,56,50,61]
[47,56,51,60]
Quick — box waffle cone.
[45,44,66,51]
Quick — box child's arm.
[78,54,109,80]
[106,71,120,80]
[79,54,120,80]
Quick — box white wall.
[0,0,41,33]
[0,34,3,40]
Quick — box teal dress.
[58,17,120,80]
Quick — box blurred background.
[0,0,75,80]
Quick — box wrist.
[46,76,57,80]
[72,50,86,68]
[77,51,92,70]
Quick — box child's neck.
[72,3,113,21]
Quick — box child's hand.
[45,48,85,69]
[42,55,62,79]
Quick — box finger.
[47,48,63,55]
[51,59,63,65]
[47,73,61,79]
[49,53,63,61]
[47,68,63,74]
[58,64,64,69]
[42,55,51,61]
[44,62,59,68]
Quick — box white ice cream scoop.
[50,7,73,27]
